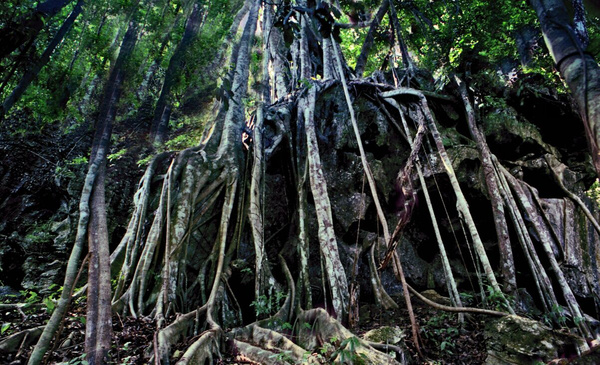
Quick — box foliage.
[331,336,368,364]
[24,221,54,245]
[483,284,515,312]
[269,350,295,364]
[586,179,600,207]
[1,322,11,335]
[55,155,88,180]
[249,290,287,319]
[67,353,89,365]
[421,312,460,355]
[541,304,573,329]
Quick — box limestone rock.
[484,315,587,364]
[362,326,405,345]
[420,289,452,306]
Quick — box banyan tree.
[1,0,600,363]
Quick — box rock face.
[484,315,587,364]
[0,115,141,293]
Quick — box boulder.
[484,315,588,364]
[362,326,405,345]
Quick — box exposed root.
[297,308,401,364]
[0,325,44,354]
[232,325,308,362]
[407,284,507,316]
[176,328,221,365]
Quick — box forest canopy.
[1,0,600,364]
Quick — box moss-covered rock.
[484,315,587,364]
[362,326,405,345]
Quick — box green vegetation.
[421,312,460,355]
[249,290,287,319]
[1,0,600,363]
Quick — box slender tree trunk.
[150,1,204,144]
[85,18,138,365]
[530,0,600,177]
[355,0,389,78]
[388,0,415,73]
[136,3,184,100]
[0,0,74,60]
[1,0,84,117]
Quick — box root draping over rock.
[21,0,600,363]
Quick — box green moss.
[363,326,404,344]
[24,221,54,245]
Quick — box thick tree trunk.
[151,1,204,144]
[571,0,589,48]
[530,0,600,176]
[1,0,84,117]
[0,0,74,60]
[85,152,112,364]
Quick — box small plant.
[542,304,568,328]
[1,323,11,335]
[55,155,88,178]
[421,312,460,355]
[586,179,600,207]
[107,148,127,162]
[21,290,41,308]
[136,154,153,167]
[331,336,368,364]
[459,291,475,306]
[68,353,89,365]
[250,294,271,317]
[269,350,294,364]
[249,290,288,319]
[483,284,514,312]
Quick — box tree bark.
[303,83,349,320]
[85,18,138,365]
[530,0,600,177]
[1,0,84,117]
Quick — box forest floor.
[0,292,489,364]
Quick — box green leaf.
[1,323,11,334]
